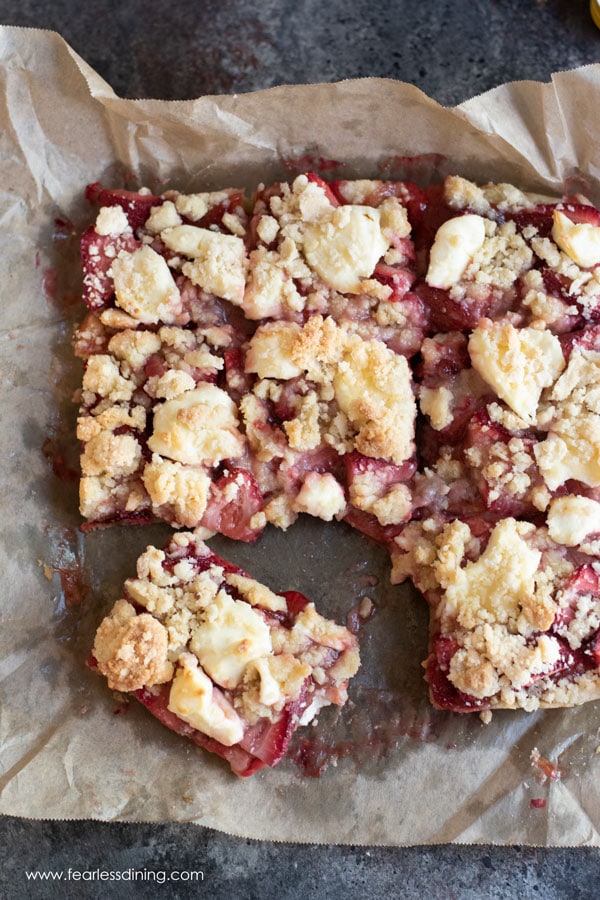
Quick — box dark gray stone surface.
[3,815,600,899]
[2,1,600,896]
[1,0,599,105]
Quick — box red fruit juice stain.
[43,527,90,608]
[378,153,447,179]
[55,564,90,608]
[346,597,377,635]
[280,154,343,174]
[289,737,357,778]
[42,267,58,303]
[42,266,80,311]
[289,690,435,777]
[42,433,79,482]
[41,216,79,311]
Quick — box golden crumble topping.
[93,600,173,692]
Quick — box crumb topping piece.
[111,246,182,324]
[426,214,487,289]
[162,225,246,304]
[95,206,130,236]
[535,349,600,489]
[148,384,245,465]
[142,456,212,527]
[449,626,561,700]
[468,320,565,423]
[244,315,416,466]
[303,204,390,293]
[224,572,288,613]
[189,589,273,690]
[547,495,600,548]
[167,652,244,746]
[93,599,173,692]
[552,210,600,268]
[293,471,347,521]
[334,332,415,464]
[444,174,555,215]
[244,321,303,380]
[439,518,555,635]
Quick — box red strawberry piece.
[85,183,162,230]
[201,469,264,542]
[80,226,140,310]
[305,172,341,206]
[135,684,267,777]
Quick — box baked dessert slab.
[90,531,360,776]
[74,175,421,541]
[391,515,600,713]
[78,170,600,732]
[397,175,600,715]
[411,175,600,527]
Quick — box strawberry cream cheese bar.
[399,175,600,714]
[90,531,360,776]
[391,515,600,713]
[74,175,421,541]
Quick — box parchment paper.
[3,25,600,846]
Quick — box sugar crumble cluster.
[77,171,600,773]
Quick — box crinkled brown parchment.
[3,26,600,845]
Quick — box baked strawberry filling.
[133,681,309,777]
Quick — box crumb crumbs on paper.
[479,709,493,725]
[358,596,375,618]
[40,560,54,581]
[530,747,562,783]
